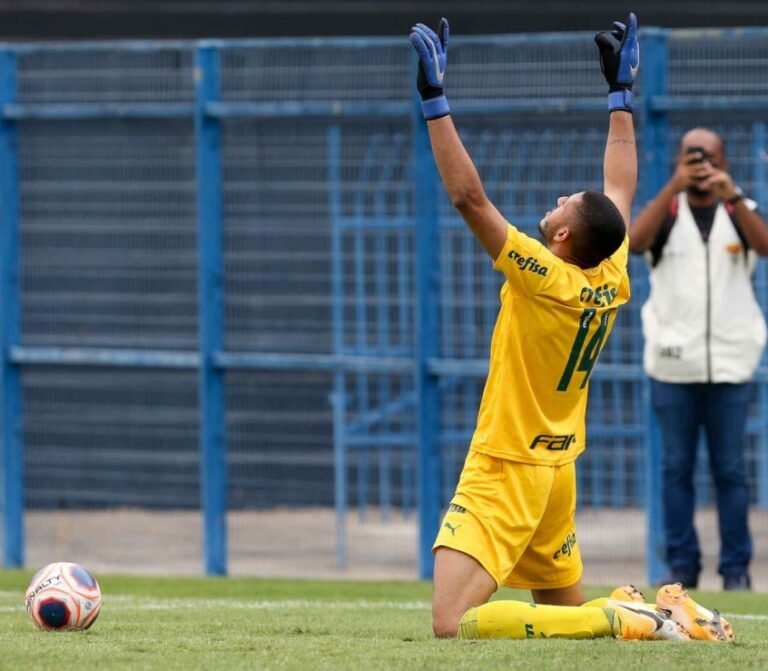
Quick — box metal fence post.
[640,28,669,585]
[755,122,767,213]
[639,29,671,201]
[195,44,227,576]
[0,49,22,568]
[411,59,442,580]
[327,123,348,568]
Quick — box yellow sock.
[458,600,615,640]
[581,597,610,608]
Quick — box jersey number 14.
[557,308,616,392]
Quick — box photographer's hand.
[698,167,739,202]
[669,151,713,192]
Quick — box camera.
[686,145,707,164]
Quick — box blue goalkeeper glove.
[409,18,450,120]
[594,12,639,112]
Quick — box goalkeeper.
[410,13,732,642]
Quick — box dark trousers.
[651,379,753,580]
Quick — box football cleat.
[605,599,691,641]
[608,584,646,604]
[655,583,734,642]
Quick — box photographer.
[630,127,768,590]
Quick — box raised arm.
[424,117,507,259]
[700,167,768,256]
[630,179,680,253]
[595,13,639,229]
[630,151,709,252]
[410,19,507,260]
[603,112,637,230]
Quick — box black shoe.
[658,573,698,589]
[723,574,751,591]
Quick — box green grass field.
[1,570,767,670]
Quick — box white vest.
[642,192,767,383]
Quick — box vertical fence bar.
[640,28,669,584]
[755,122,766,212]
[327,124,348,568]
[395,175,413,516]
[412,60,442,580]
[195,44,227,576]
[758,382,768,509]
[640,29,671,202]
[353,140,374,523]
[374,141,397,523]
[645,390,668,583]
[0,49,22,568]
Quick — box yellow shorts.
[432,449,582,590]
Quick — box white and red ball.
[25,562,101,631]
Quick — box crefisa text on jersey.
[552,531,577,559]
[579,283,617,306]
[506,249,549,276]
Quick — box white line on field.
[0,598,431,614]
[725,613,768,621]
[110,598,432,611]
[1,595,766,622]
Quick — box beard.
[538,217,549,241]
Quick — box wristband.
[727,193,744,205]
[421,95,450,120]
[608,89,633,112]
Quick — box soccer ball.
[24,562,102,631]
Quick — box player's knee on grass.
[432,547,497,638]
[432,606,464,638]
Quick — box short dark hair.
[570,191,626,268]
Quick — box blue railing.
[1,29,768,581]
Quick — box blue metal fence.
[1,28,768,581]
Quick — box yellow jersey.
[470,223,631,466]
